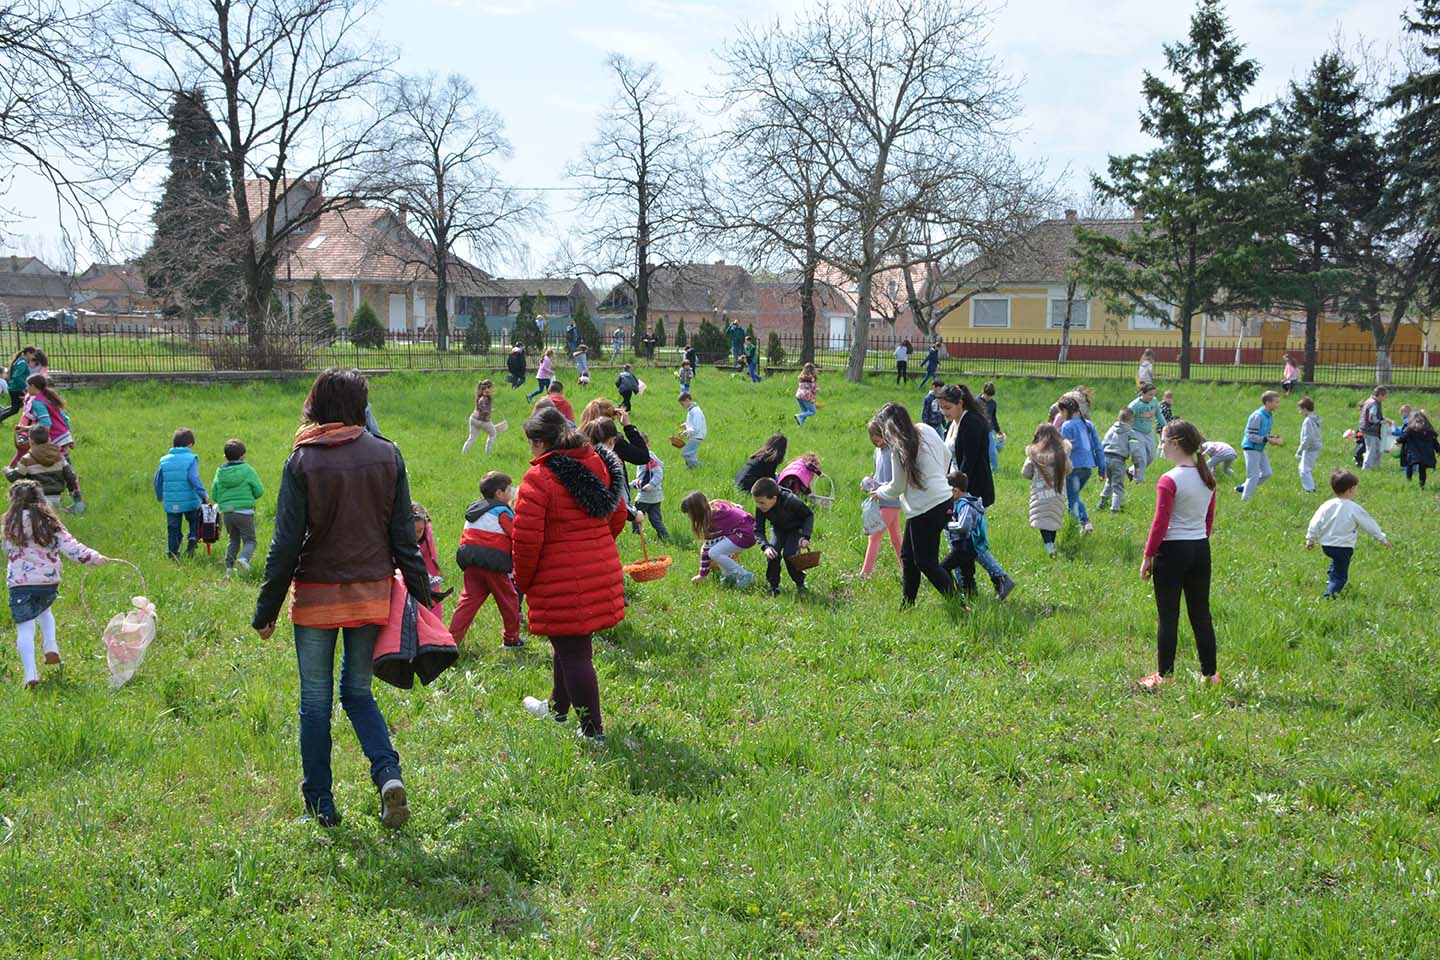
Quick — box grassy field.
[1,368,1438,958]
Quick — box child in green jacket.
[211,439,265,574]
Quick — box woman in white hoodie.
[869,402,955,606]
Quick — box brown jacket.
[5,442,79,498]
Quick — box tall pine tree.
[1271,50,1383,382]
[1074,0,1281,379]
[142,89,239,326]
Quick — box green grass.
[2,370,1438,958]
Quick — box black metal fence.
[7,322,1437,387]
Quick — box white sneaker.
[379,779,410,829]
[1044,541,1057,555]
[237,558,251,572]
[1082,522,1094,535]
[522,696,550,720]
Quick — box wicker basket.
[787,549,823,572]
[669,435,686,449]
[623,527,673,582]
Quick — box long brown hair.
[7,346,35,381]
[580,397,620,427]
[939,383,990,427]
[1162,419,1216,491]
[872,403,923,487]
[1027,423,1068,494]
[474,378,493,410]
[748,433,788,469]
[26,373,64,411]
[3,480,62,548]
[680,490,713,538]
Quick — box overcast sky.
[0,0,1417,273]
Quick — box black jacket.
[612,423,650,468]
[506,349,525,377]
[951,411,995,507]
[754,488,814,549]
[615,371,639,394]
[1401,426,1438,468]
[734,454,779,494]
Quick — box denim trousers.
[681,436,702,468]
[294,624,400,811]
[796,399,817,423]
[1321,545,1353,598]
[166,509,201,558]
[1066,467,1092,524]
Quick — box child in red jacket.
[449,471,522,648]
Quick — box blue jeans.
[988,431,999,470]
[681,436,702,468]
[294,624,401,812]
[1066,467,1092,524]
[976,548,1006,581]
[796,399,817,423]
[166,509,201,558]
[747,361,760,383]
[1321,545,1353,598]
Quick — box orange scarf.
[293,422,366,449]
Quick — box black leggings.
[896,361,908,383]
[0,390,21,424]
[550,634,603,737]
[1152,538,1217,677]
[1406,463,1429,487]
[900,499,955,604]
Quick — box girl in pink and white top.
[527,349,556,402]
[1139,420,1219,690]
[4,479,109,688]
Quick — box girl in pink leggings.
[861,421,903,576]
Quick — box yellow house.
[935,211,1436,364]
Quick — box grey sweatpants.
[1132,432,1157,482]
[223,512,257,568]
[1096,455,1128,511]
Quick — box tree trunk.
[1302,304,1318,383]
[434,258,450,352]
[799,258,816,365]
[1375,342,1392,385]
[847,269,873,382]
[1233,318,1245,367]
[1059,320,1070,363]
[1177,311,1192,380]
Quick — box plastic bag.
[636,378,648,395]
[104,596,156,690]
[861,496,886,535]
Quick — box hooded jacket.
[6,442,79,498]
[212,460,265,512]
[252,424,431,629]
[511,443,628,637]
[507,348,526,377]
[734,454,780,494]
[456,497,514,572]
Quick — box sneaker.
[994,575,1016,601]
[795,414,803,425]
[523,696,551,720]
[766,586,781,597]
[43,652,60,666]
[735,572,756,589]
[237,558,251,573]
[1043,542,1056,555]
[1138,672,1173,691]
[24,679,38,690]
[305,798,341,828]
[1234,484,1244,495]
[501,638,525,649]
[1082,521,1094,535]
[224,567,233,578]
[1203,673,1222,687]
[379,779,410,829]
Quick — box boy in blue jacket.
[1238,391,1283,501]
[154,427,209,558]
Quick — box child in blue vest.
[1238,391,1283,501]
[153,427,209,559]
[942,470,1015,600]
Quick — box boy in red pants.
[450,471,522,648]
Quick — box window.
[1048,299,1090,329]
[971,298,1010,328]
[305,234,327,250]
[1130,299,1172,330]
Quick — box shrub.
[574,300,600,352]
[350,301,385,349]
[767,330,785,366]
[462,308,490,355]
[654,316,667,348]
[692,318,728,364]
[299,274,336,344]
[675,318,688,348]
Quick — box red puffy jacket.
[512,444,627,637]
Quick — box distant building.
[602,261,758,336]
[755,277,856,348]
[73,263,155,313]
[456,277,596,334]
[0,256,71,320]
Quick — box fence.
[6,322,1437,387]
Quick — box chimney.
[714,259,726,266]
[1064,209,1077,222]
[1132,205,1144,221]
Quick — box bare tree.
[0,1,125,252]
[736,0,1048,381]
[110,0,394,354]
[568,54,698,338]
[366,73,538,350]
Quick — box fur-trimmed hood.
[539,444,624,519]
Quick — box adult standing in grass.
[1138,419,1219,690]
[894,339,911,384]
[515,407,628,742]
[938,384,995,508]
[0,346,35,424]
[869,402,955,606]
[252,367,434,830]
[726,318,746,368]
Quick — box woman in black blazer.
[939,383,995,506]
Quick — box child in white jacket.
[1296,397,1322,493]
[1305,468,1389,599]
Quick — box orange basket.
[787,549,823,572]
[623,525,673,582]
[669,435,686,449]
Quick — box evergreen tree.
[350,301,386,349]
[766,329,785,366]
[142,89,240,323]
[512,292,543,351]
[675,317,688,348]
[463,303,491,354]
[654,316,668,348]
[1270,50,1382,382]
[746,321,757,342]
[692,318,728,363]
[573,300,600,352]
[1073,0,1282,379]
[299,274,337,343]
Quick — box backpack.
[946,497,980,548]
